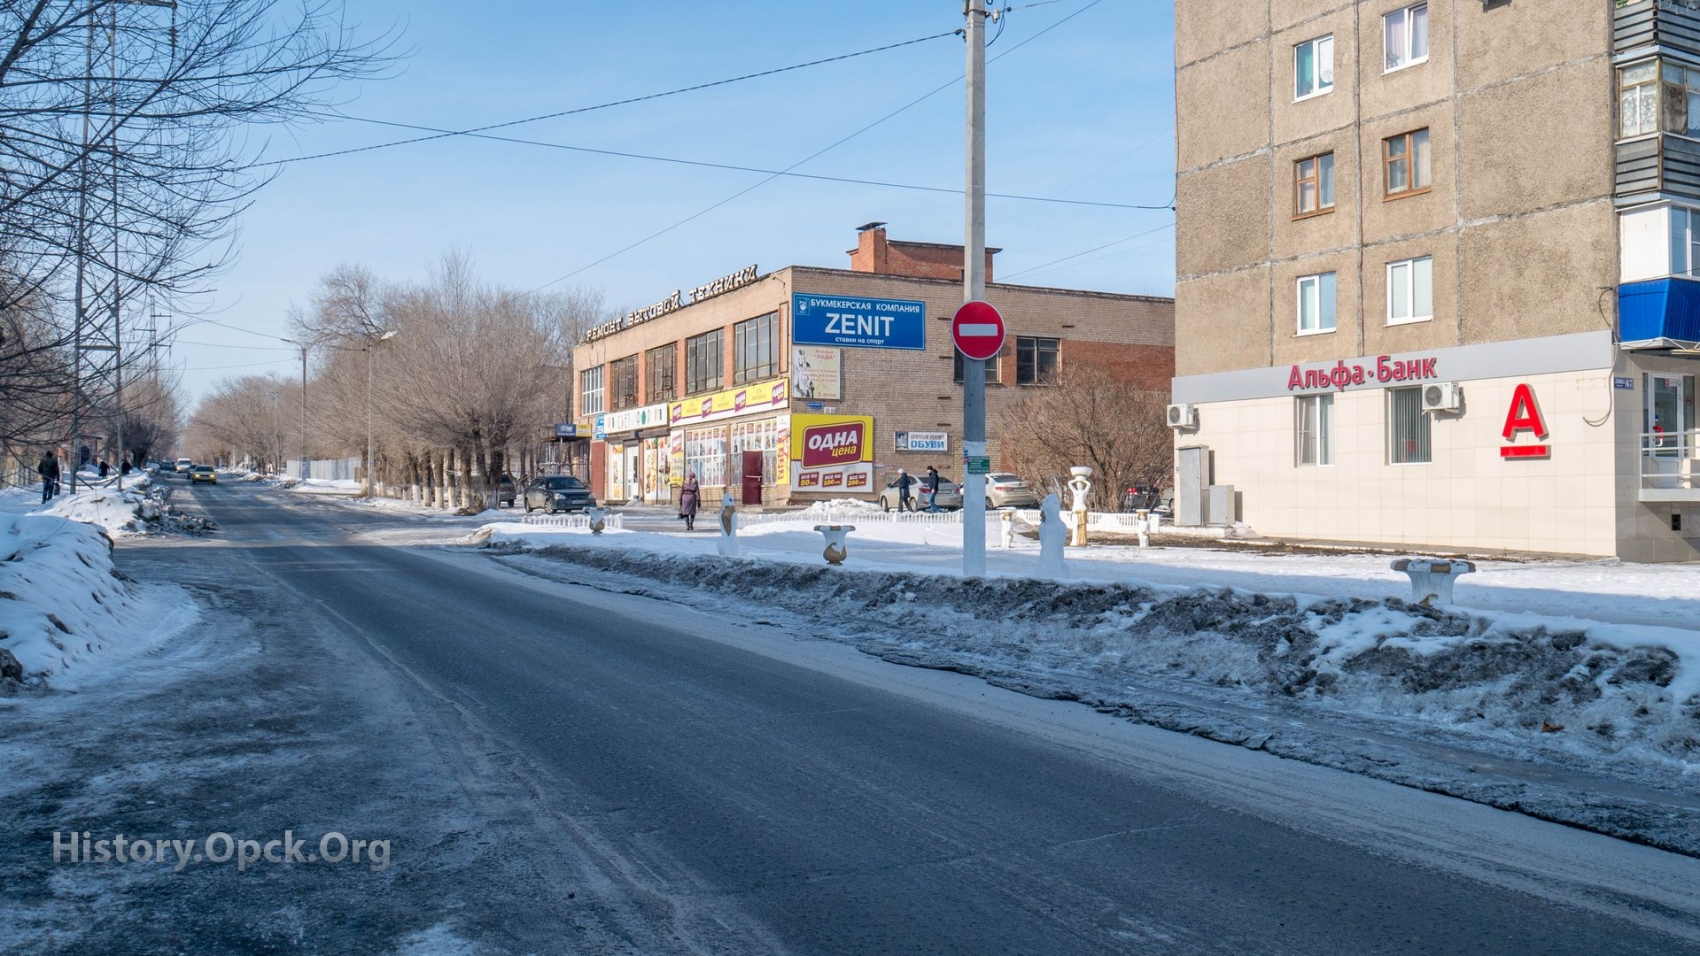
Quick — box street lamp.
[365,329,397,498]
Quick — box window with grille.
[579,365,605,416]
[645,343,677,403]
[686,329,723,394]
[733,313,778,384]
[1388,387,1431,464]
[1296,393,1333,466]
[609,355,639,411]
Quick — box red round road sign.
[952,300,1005,361]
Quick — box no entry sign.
[952,300,1005,361]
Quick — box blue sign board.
[554,423,578,438]
[592,416,607,441]
[1614,376,1636,390]
[792,293,926,350]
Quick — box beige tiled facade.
[1173,0,1700,559]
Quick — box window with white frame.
[1296,393,1334,466]
[1295,35,1334,100]
[1384,2,1428,72]
[1672,207,1700,276]
[579,365,605,416]
[1387,256,1433,324]
[1295,153,1335,217]
[1297,272,1337,334]
[1388,387,1431,464]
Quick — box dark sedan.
[522,475,596,514]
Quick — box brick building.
[570,224,1174,508]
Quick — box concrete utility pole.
[364,329,396,497]
[962,0,989,578]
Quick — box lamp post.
[364,329,397,498]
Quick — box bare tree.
[1000,363,1173,511]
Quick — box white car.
[175,457,193,473]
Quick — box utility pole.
[299,344,308,479]
[962,0,989,578]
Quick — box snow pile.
[504,544,1700,776]
[32,480,213,536]
[790,498,888,518]
[0,513,194,685]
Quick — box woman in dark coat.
[679,471,700,531]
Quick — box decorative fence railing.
[519,513,626,530]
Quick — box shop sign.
[584,264,759,342]
[668,377,788,425]
[792,294,926,350]
[896,431,948,453]
[598,402,669,437]
[1286,355,1440,393]
[1501,383,1551,459]
[789,413,875,491]
[553,423,578,438]
[1615,377,1636,390]
[792,346,843,400]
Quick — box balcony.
[1618,277,1700,348]
[1640,428,1700,500]
[1616,0,1700,61]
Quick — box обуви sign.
[1288,355,1440,392]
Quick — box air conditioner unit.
[1166,403,1197,429]
[1422,382,1463,413]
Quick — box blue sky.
[173,0,1176,399]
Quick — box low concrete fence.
[519,513,625,531]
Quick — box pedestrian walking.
[37,451,60,503]
[120,458,132,477]
[97,460,109,478]
[925,465,941,513]
[896,468,915,512]
[679,471,700,531]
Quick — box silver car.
[879,475,963,511]
[983,473,1041,510]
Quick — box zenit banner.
[791,294,926,351]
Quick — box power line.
[172,340,297,350]
[306,116,1169,210]
[999,220,1173,280]
[526,0,1111,295]
[266,31,962,168]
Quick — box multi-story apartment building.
[569,225,1174,507]
[1172,0,1700,561]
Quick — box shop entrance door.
[1645,374,1694,459]
[741,451,764,505]
[623,444,642,503]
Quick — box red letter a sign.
[1500,383,1549,459]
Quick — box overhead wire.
[266,31,962,168]
[999,220,1174,281]
[525,0,1112,294]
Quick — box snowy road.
[5,480,1700,954]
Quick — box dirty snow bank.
[497,540,1700,854]
[0,513,196,686]
[32,480,213,536]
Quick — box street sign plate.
[965,456,991,475]
[952,300,1005,361]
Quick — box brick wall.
[848,226,998,282]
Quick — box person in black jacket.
[896,468,915,512]
[37,452,60,503]
[924,465,941,512]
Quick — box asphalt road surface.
[5,479,1699,955]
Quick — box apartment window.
[579,365,605,417]
[733,312,778,384]
[1384,2,1428,72]
[685,329,723,394]
[1296,394,1334,466]
[1297,272,1337,334]
[953,347,1005,384]
[1620,62,1659,137]
[1387,256,1434,324]
[1295,153,1336,217]
[1388,387,1432,464]
[1295,35,1334,100]
[1015,336,1060,385]
[1384,129,1431,198]
[645,343,677,402]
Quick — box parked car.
[522,475,595,514]
[174,457,193,473]
[983,473,1041,510]
[878,474,963,511]
[495,473,516,508]
[189,465,218,484]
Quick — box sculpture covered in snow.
[587,505,607,535]
[813,524,855,565]
[1037,493,1067,578]
[717,493,739,557]
[998,508,1015,548]
[1067,466,1092,546]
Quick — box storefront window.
[685,425,728,487]
[730,418,779,483]
[1388,387,1431,464]
[1296,393,1333,466]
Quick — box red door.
[741,450,763,505]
